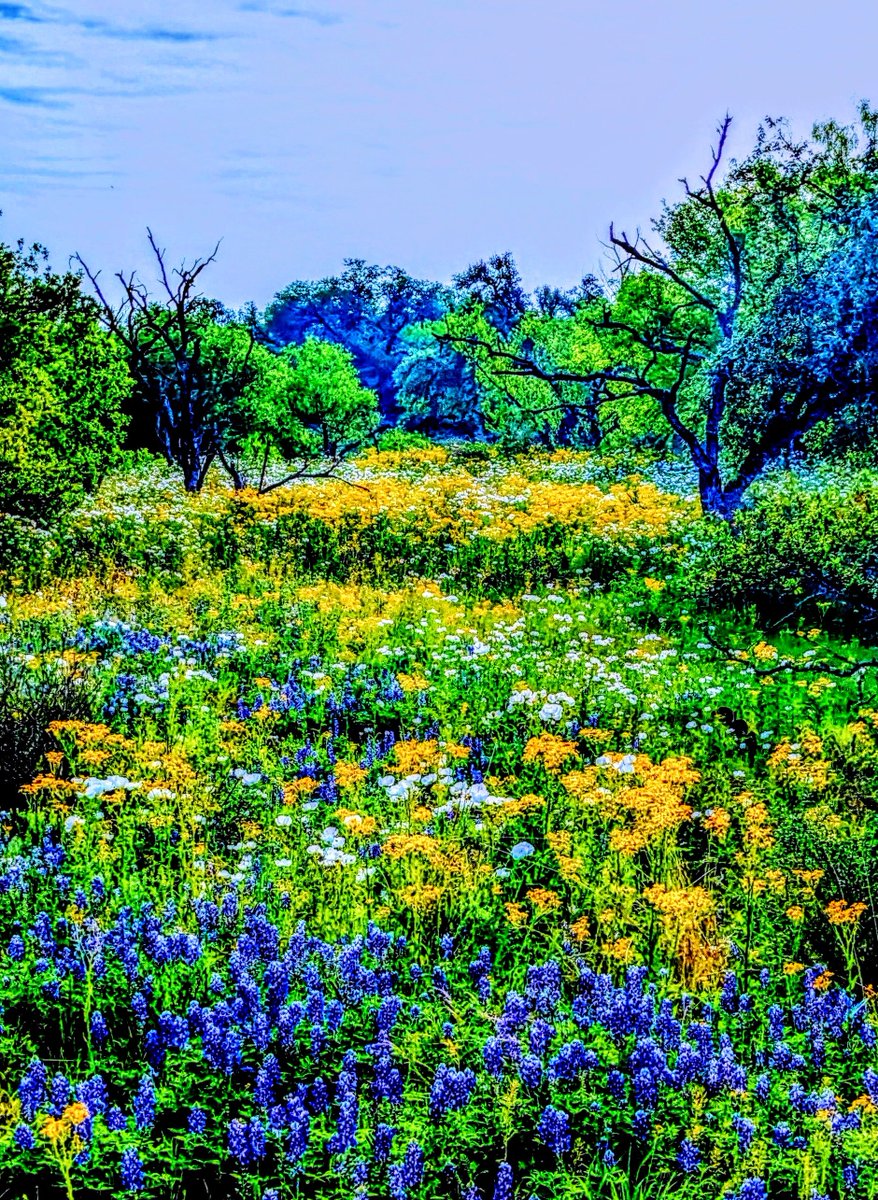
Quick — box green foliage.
[375,428,435,451]
[0,238,129,520]
[684,470,878,635]
[280,335,379,456]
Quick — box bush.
[684,472,878,637]
[375,428,435,452]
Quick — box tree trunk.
[698,464,743,521]
[183,465,201,492]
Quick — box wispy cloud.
[0,30,80,65]
[0,3,42,20]
[0,83,68,106]
[76,16,228,43]
[0,3,228,42]
[98,26,225,42]
[0,2,234,112]
[238,2,343,24]
[0,75,201,109]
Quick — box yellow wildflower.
[334,761,367,790]
[825,900,867,925]
[526,888,561,913]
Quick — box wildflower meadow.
[1,445,877,1200]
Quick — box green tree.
[0,234,129,521]
[209,332,379,491]
[77,232,257,491]
[281,336,379,457]
[80,235,379,491]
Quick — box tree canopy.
[0,234,129,520]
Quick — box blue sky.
[1,0,877,307]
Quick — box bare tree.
[76,231,254,491]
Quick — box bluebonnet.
[632,1109,652,1140]
[527,961,562,1013]
[307,1077,328,1114]
[469,947,492,1003]
[843,1163,859,1189]
[772,1122,792,1148]
[377,995,404,1033]
[286,1096,310,1165]
[13,1124,36,1150]
[538,1105,571,1155]
[429,1064,477,1117]
[401,1141,425,1186]
[228,1117,266,1165]
[107,1107,127,1132]
[498,992,529,1034]
[254,1055,280,1108]
[529,1018,555,1057]
[493,1162,513,1200]
[633,1067,658,1110]
[732,1114,756,1154]
[18,1059,47,1120]
[676,1138,700,1173]
[547,1040,598,1083]
[327,1052,358,1153]
[607,1070,626,1100]
[78,1075,107,1117]
[48,1073,70,1114]
[120,1147,144,1191]
[132,1075,155,1131]
[370,1046,403,1105]
[374,1122,396,1162]
[90,1010,109,1044]
[737,1180,767,1200]
[519,1055,542,1087]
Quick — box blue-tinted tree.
[263,259,447,421]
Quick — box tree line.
[3,103,878,521]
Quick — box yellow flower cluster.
[334,762,367,790]
[596,754,700,856]
[392,740,442,774]
[522,732,578,772]
[824,899,867,925]
[335,809,379,838]
[768,734,831,791]
[642,883,722,985]
[233,468,693,549]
